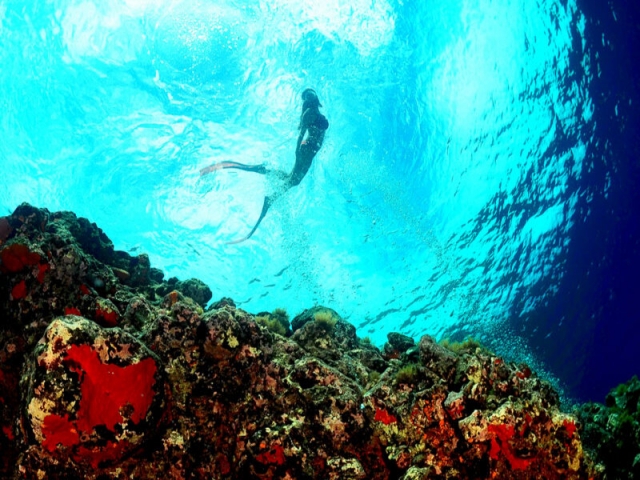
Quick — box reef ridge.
[0,203,626,479]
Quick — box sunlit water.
[2,0,636,402]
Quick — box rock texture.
[0,203,623,478]
[574,375,640,479]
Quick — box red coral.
[374,407,397,425]
[41,414,80,452]
[216,454,231,475]
[11,280,27,299]
[65,307,82,316]
[0,244,40,273]
[563,419,577,438]
[40,344,157,454]
[37,263,50,283]
[2,425,14,440]
[255,443,286,465]
[95,302,119,327]
[488,423,535,471]
[66,345,157,432]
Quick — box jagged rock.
[0,204,612,479]
[419,334,458,382]
[383,332,415,359]
[129,253,151,287]
[23,316,165,469]
[353,344,388,373]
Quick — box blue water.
[1,0,638,403]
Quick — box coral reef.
[0,203,621,479]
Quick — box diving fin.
[200,161,267,176]
[226,196,274,244]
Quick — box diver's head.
[301,88,322,108]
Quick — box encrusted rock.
[25,316,165,469]
[383,332,416,359]
[291,305,343,332]
[0,204,614,479]
[129,253,151,287]
[419,335,458,381]
[175,277,212,308]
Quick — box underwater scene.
[1,0,639,478]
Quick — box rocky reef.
[0,203,627,479]
[574,376,640,479]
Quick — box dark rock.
[149,267,164,283]
[209,296,236,309]
[129,254,151,287]
[123,295,157,332]
[49,210,121,269]
[383,332,415,359]
[388,332,415,352]
[353,345,388,373]
[0,216,13,244]
[175,278,212,308]
[575,376,640,479]
[291,305,342,332]
[418,334,458,381]
[11,203,50,233]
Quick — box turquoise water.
[1,1,601,397]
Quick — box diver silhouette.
[200,88,329,244]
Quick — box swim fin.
[226,196,274,244]
[200,161,267,176]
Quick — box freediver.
[200,88,329,244]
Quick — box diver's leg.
[288,145,316,187]
[226,196,274,244]
[200,161,268,176]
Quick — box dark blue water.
[517,0,640,401]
